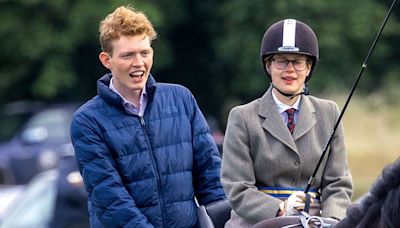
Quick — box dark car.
[0,101,44,184]
[0,101,80,185]
[50,152,89,228]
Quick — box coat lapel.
[292,96,316,140]
[259,87,298,152]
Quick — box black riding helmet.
[260,19,319,82]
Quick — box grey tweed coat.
[221,86,353,225]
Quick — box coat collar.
[259,86,316,152]
[97,73,157,112]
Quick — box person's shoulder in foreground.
[71,5,225,228]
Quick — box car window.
[24,109,72,142]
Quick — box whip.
[303,0,398,211]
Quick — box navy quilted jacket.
[71,74,225,227]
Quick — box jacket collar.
[97,73,157,111]
[259,86,316,152]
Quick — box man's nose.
[132,55,144,66]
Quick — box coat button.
[294,161,299,166]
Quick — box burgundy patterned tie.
[286,108,296,134]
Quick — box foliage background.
[1,0,400,200]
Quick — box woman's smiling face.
[266,53,311,97]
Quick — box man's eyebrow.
[121,48,152,54]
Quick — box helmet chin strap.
[270,82,310,99]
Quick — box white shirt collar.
[109,78,147,107]
[272,90,301,114]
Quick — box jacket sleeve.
[221,107,282,224]
[188,91,226,206]
[319,103,353,220]
[71,114,154,228]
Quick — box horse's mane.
[335,158,400,228]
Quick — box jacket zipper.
[139,116,167,227]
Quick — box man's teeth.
[130,71,144,77]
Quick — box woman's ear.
[306,63,312,76]
[265,62,271,74]
[99,52,112,70]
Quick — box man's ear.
[99,52,112,70]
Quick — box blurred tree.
[0,0,165,103]
[1,0,400,128]
[213,0,400,113]
[151,1,225,117]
